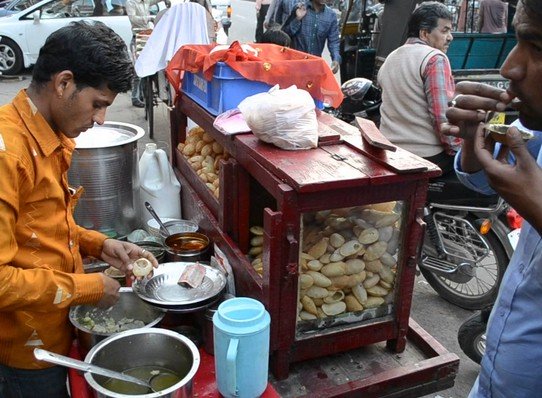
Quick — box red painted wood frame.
[170,94,441,379]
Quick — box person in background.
[282,0,341,73]
[92,0,104,15]
[264,0,295,30]
[378,1,459,175]
[442,1,542,396]
[126,0,170,107]
[260,27,291,46]
[478,0,508,33]
[108,0,128,15]
[0,21,158,398]
[255,0,272,42]
[191,0,218,43]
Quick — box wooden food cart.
[165,88,460,396]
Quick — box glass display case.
[296,202,403,335]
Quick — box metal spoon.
[34,348,153,390]
[144,201,171,236]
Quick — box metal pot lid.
[74,122,145,149]
[133,262,227,309]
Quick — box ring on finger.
[141,249,146,254]
[448,94,462,107]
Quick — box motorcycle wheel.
[458,312,487,364]
[420,216,508,310]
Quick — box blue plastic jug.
[213,297,271,398]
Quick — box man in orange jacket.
[0,21,157,398]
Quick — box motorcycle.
[326,77,521,310]
[325,77,382,125]
[419,179,520,310]
[458,304,492,364]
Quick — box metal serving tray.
[133,262,227,311]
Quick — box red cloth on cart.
[165,41,344,108]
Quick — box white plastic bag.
[238,85,318,150]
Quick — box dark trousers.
[424,151,455,176]
[255,4,270,42]
[130,36,143,103]
[0,364,69,398]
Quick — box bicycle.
[142,70,173,139]
[134,29,174,139]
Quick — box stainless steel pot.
[164,232,211,262]
[69,287,165,356]
[68,122,145,238]
[84,328,200,398]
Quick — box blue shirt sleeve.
[327,14,341,63]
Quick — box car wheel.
[0,37,23,75]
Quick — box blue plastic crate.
[182,62,323,115]
[182,62,272,116]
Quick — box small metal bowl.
[158,220,199,240]
[485,124,534,144]
[146,218,179,237]
[164,232,211,262]
[133,241,166,263]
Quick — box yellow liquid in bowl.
[102,365,181,395]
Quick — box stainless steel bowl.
[164,232,211,263]
[158,220,199,240]
[84,328,200,398]
[69,287,165,355]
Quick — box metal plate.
[151,295,223,314]
[133,262,227,309]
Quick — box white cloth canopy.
[135,2,210,77]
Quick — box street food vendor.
[0,21,157,398]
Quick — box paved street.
[0,1,481,395]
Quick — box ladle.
[145,201,171,236]
[33,348,153,391]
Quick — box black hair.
[260,28,291,47]
[31,20,133,93]
[522,0,542,18]
[407,1,452,38]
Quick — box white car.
[0,0,132,74]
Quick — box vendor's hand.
[100,239,159,277]
[296,4,307,20]
[472,123,542,233]
[96,273,121,309]
[442,81,512,141]
[330,60,339,74]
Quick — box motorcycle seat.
[426,173,499,206]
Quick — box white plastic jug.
[139,143,181,224]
